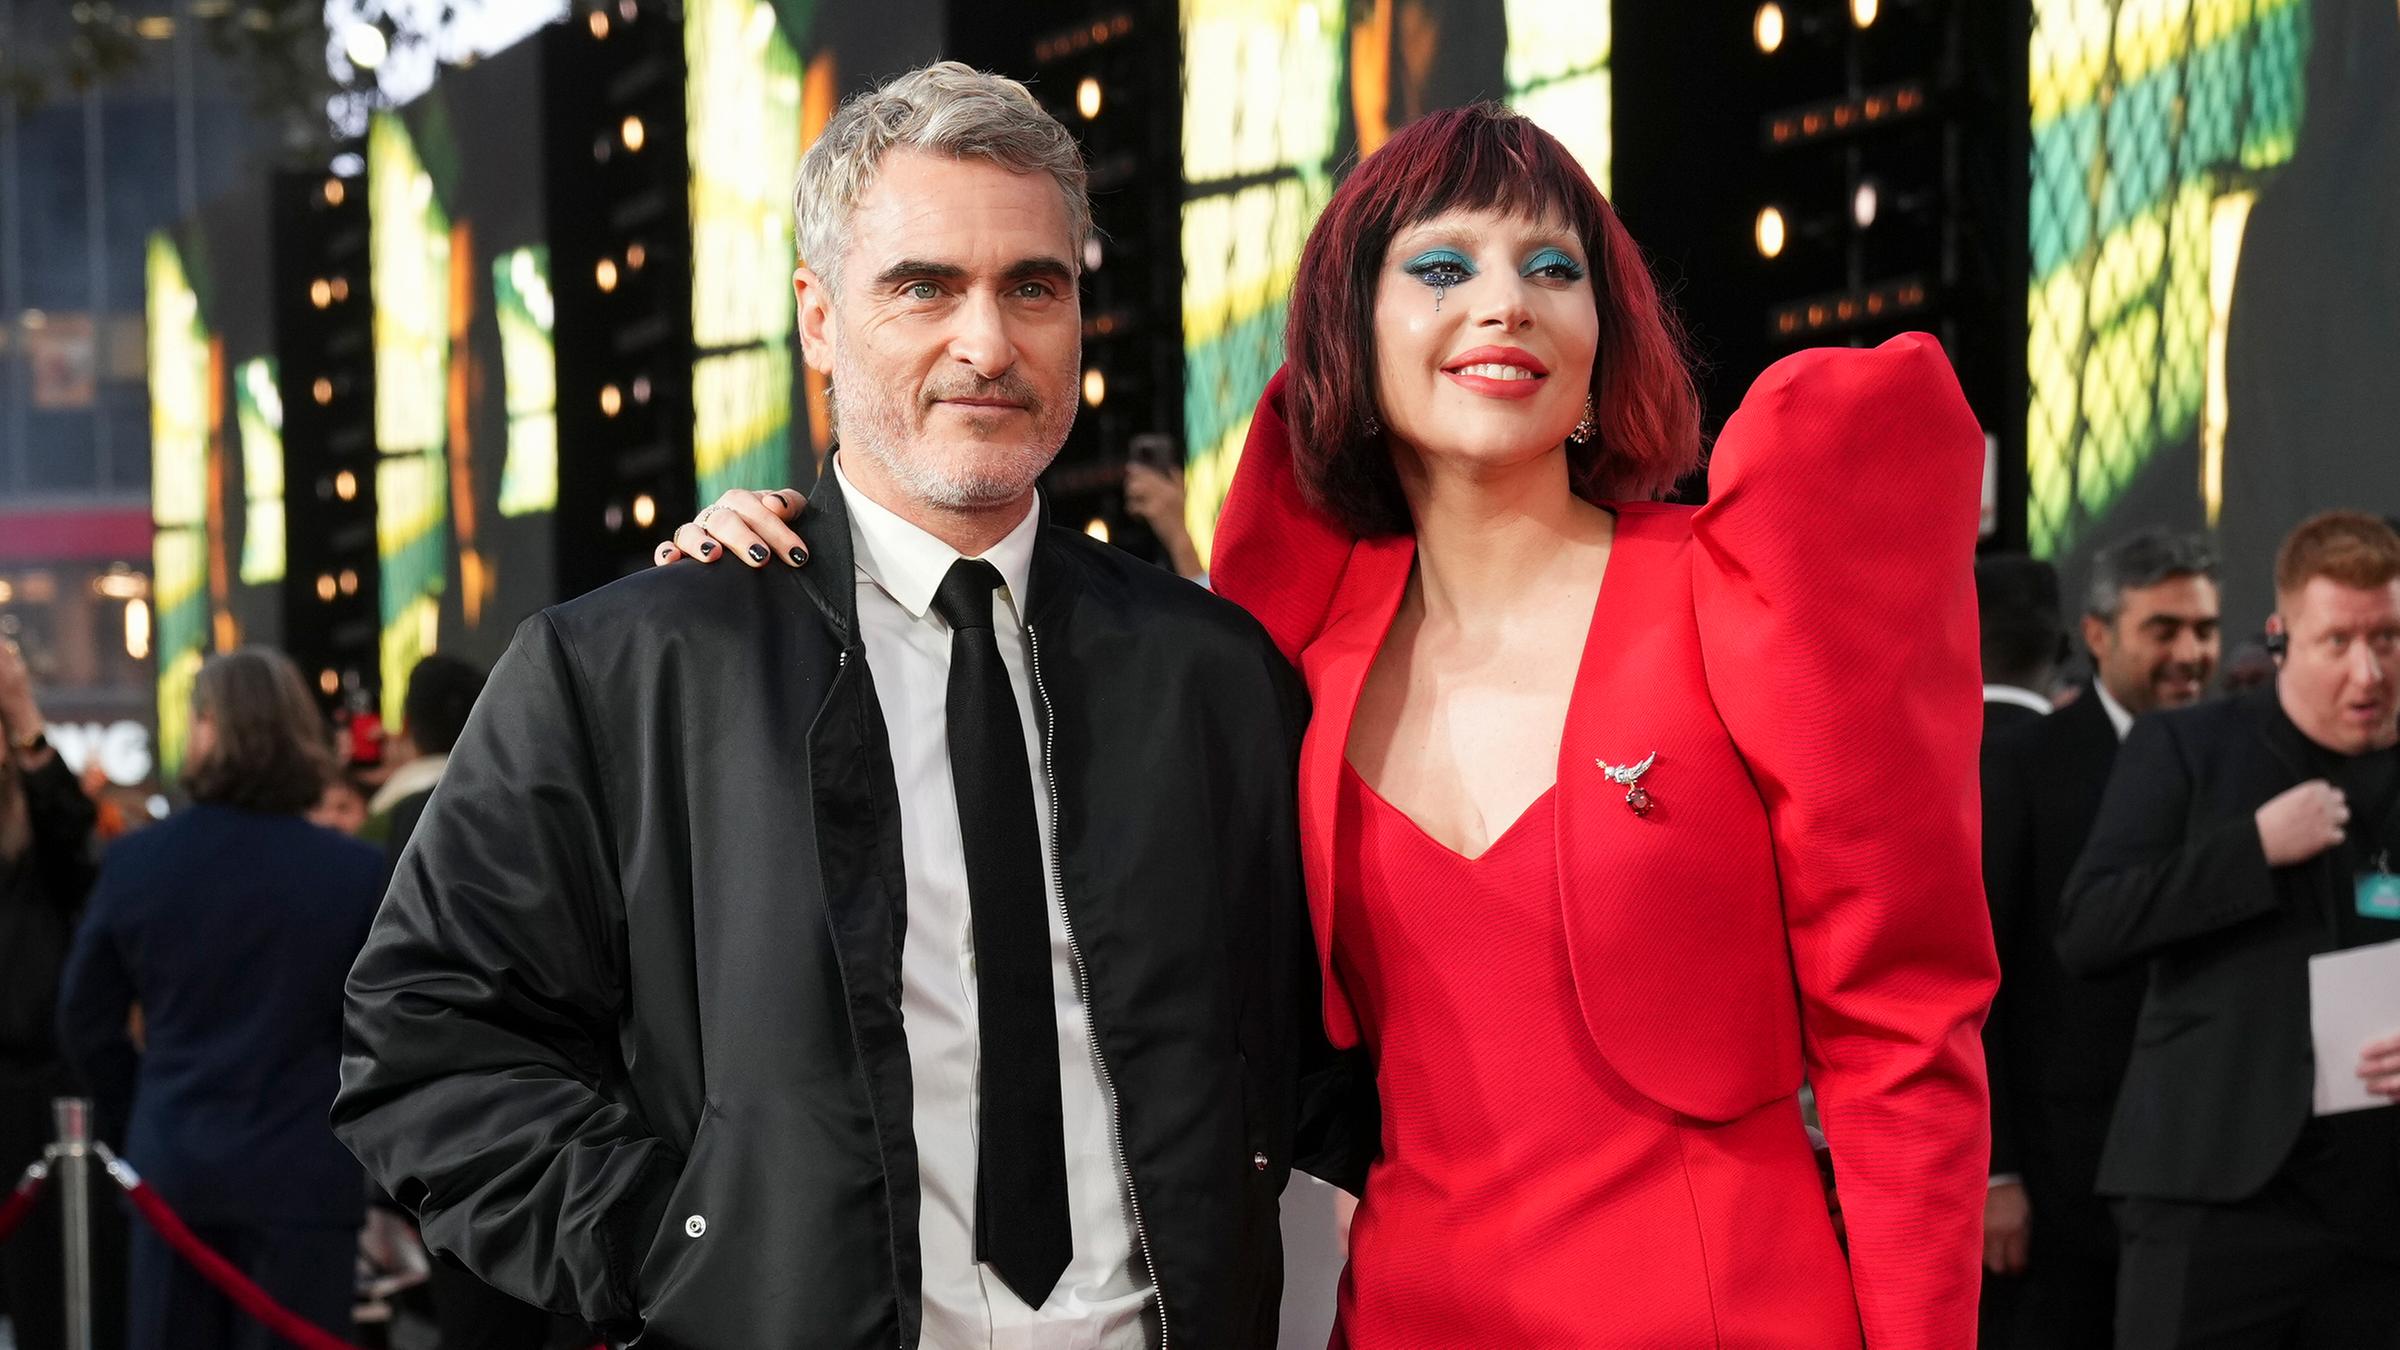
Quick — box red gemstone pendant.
[1625,786,1653,817]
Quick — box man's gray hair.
[792,61,1092,293]
[2085,530,2219,621]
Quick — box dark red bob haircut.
[1283,103,1702,537]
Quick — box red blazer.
[1213,333,1998,1348]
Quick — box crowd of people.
[1974,518,2400,1349]
[0,55,2393,1350]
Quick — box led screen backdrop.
[2026,0,2308,560]
[493,245,559,518]
[688,0,804,506]
[2027,0,2400,631]
[1178,0,1612,566]
[370,108,454,723]
[146,233,211,778]
[235,356,285,587]
[361,32,554,718]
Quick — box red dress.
[1216,335,1999,1348]
[1333,730,1859,1347]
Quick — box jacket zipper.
[839,644,913,1350]
[1024,624,1171,1348]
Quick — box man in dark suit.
[2059,512,2400,1349]
[1978,553,2066,737]
[1980,531,2220,1349]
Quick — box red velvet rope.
[0,1166,47,1246]
[116,1173,365,1350]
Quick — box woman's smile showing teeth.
[1442,345,1551,399]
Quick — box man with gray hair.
[1978,530,2220,1348]
[335,62,1365,1349]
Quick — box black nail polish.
[747,545,768,564]
[788,547,806,566]
[699,541,715,555]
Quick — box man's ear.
[2264,612,2288,660]
[794,265,836,376]
[2080,612,2112,665]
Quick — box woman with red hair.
[666,102,1995,1347]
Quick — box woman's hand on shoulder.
[655,488,809,568]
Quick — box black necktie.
[929,557,1072,1307]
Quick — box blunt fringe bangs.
[1283,103,1702,536]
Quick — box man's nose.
[2353,641,2389,686]
[949,292,1014,377]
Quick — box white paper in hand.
[2309,938,2400,1116]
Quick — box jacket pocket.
[635,1103,723,1317]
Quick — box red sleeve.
[1691,333,1998,1348]
[1208,368,1357,664]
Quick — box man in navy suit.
[58,650,382,1350]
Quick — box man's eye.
[1015,281,1055,300]
[904,281,940,301]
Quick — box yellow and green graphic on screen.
[1180,0,1346,571]
[493,246,558,517]
[688,0,801,505]
[147,233,211,777]
[1179,0,1610,568]
[2027,0,2309,558]
[234,357,285,587]
[370,110,452,723]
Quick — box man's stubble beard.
[830,351,1073,513]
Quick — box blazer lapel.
[1295,534,1414,1047]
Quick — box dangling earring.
[1363,409,1383,437]
[1568,396,1597,445]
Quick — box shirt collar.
[2092,680,2136,742]
[832,453,1039,624]
[1983,684,2054,718]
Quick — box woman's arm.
[1693,333,1998,1349]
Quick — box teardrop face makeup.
[1371,208,1598,474]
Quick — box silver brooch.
[1596,751,1658,817]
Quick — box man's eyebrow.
[870,259,968,287]
[1002,256,1076,283]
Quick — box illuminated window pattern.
[370,110,454,720]
[145,233,211,777]
[493,246,559,517]
[688,0,803,504]
[1179,1,1611,566]
[2025,0,2309,557]
[235,357,286,585]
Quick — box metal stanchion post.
[52,1096,94,1350]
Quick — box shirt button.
[684,1215,707,1238]
[1252,1152,1270,1172]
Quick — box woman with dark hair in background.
[58,648,383,1350]
[664,103,1996,1346]
[0,637,124,1350]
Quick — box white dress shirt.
[833,456,1151,1350]
[2093,680,2136,742]
[1982,683,2055,720]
